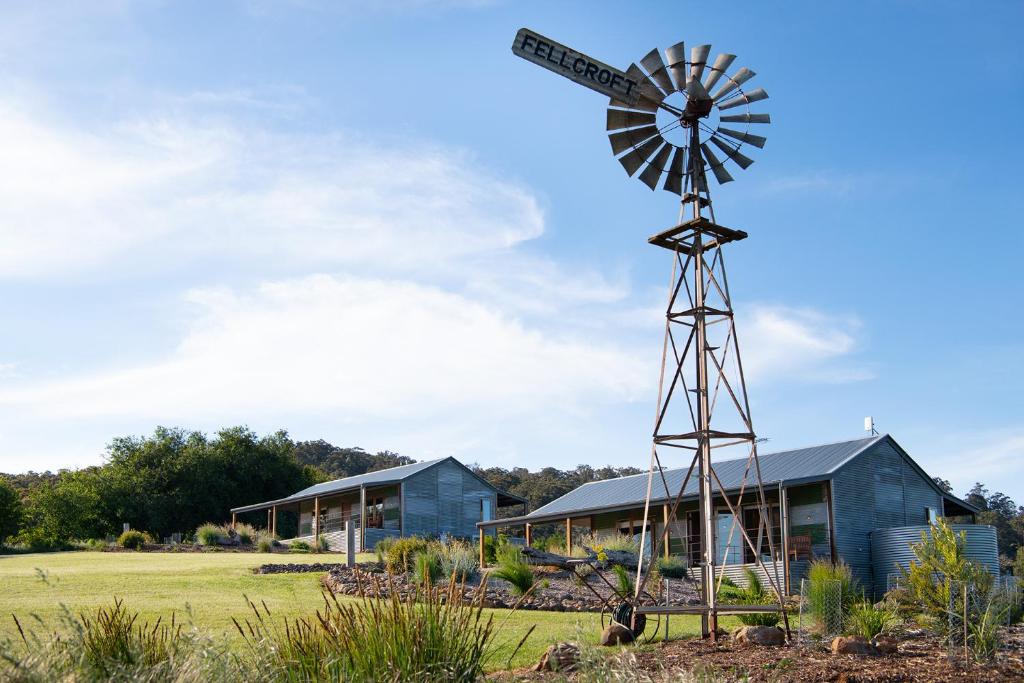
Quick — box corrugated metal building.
[478,434,988,597]
[230,457,525,552]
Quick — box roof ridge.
[308,456,447,487]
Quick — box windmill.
[512,29,787,641]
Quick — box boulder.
[534,642,580,672]
[831,635,878,656]
[600,623,635,646]
[872,634,898,655]
[732,625,785,647]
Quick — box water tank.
[869,524,998,598]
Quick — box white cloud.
[918,429,1024,498]
[739,304,871,383]
[0,274,650,422]
[0,104,543,279]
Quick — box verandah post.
[479,527,486,568]
[525,523,532,548]
[565,517,572,555]
[313,496,320,553]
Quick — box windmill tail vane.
[512,28,785,642]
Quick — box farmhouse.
[230,457,525,552]
[478,434,995,597]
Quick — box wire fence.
[795,577,845,645]
[947,576,1021,664]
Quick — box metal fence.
[796,578,845,644]
[947,577,1021,664]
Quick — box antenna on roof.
[864,416,879,436]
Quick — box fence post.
[346,520,356,568]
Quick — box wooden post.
[231,512,237,530]
[479,527,486,567]
[780,484,791,595]
[313,496,320,553]
[565,517,572,555]
[271,505,277,537]
[824,481,838,563]
[525,523,532,548]
[266,508,271,532]
[663,504,671,560]
[359,486,366,553]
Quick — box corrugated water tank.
[870,524,999,597]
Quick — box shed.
[230,456,525,551]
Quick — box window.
[926,506,939,524]
[742,505,782,563]
[365,496,385,529]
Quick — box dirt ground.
[496,625,1024,682]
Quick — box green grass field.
[0,551,725,671]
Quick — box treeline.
[471,464,642,512]
[0,427,638,549]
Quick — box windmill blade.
[608,124,659,155]
[640,48,675,96]
[686,77,712,103]
[700,143,734,184]
[606,108,657,131]
[638,143,672,190]
[702,53,736,92]
[717,126,767,149]
[720,112,771,124]
[711,67,756,101]
[664,41,687,92]
[688,44,711,84]
[710,136,755,169]
[618,137,664,176]
[610,64,663,112]
[717,87,769,110]
[662,146,687,194]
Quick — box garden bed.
[498,624,1024,681]
[322,562,702,612]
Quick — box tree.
[932,477,953,493]
[292,441,414,479]
[0,477,21,545]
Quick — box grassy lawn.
[0,551,728,671]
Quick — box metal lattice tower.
[511,30,787,640]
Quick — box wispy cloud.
[918,428,1024,498]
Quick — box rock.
[831,635,878,656]
[534,642,580,672]
[732,625,785,646]
[872,634,898,655]
[600,623,634,646]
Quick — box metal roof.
[517,435,885,523]
[231,456,527,514]
[230,457,447,513]
[287,458,446,500]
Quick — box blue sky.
[0,1,1020,501]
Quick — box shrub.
[385,536,430,574]
[967,595,1008,663]
[376,535,397,564]
[655,555,688,580]
[611,565,635,599]
[729,568,781,627]
[315,534,330,552]
[236,579,510,681]
[806,559,859,633]
[491,544,534,596]
[439,541,478,581]
[413,550,444,587]
[592,534,640,555]
[903,519,994,634]
[290,540,311,553]
[195,523,225,546]
[117,530,147,550]
[234,523,257,545]
[257,536,273,553]
[82,538,110,551]
[846,601,898,639]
